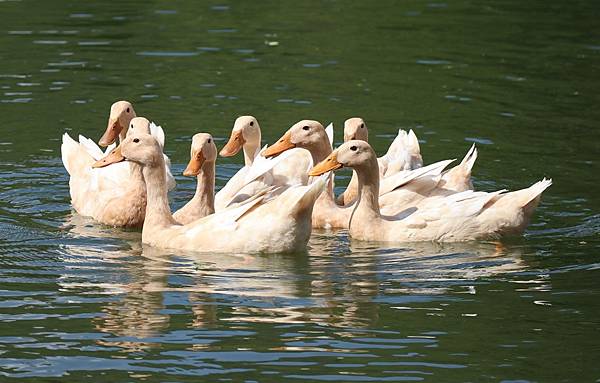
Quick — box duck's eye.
[130,124,134,129]
[133,138,140,143]
[207,138,212,143]
[250,121,254,126]
[126,108,130,113]
[360,123,364,129]
[350,145,357,151]
[302,126,309,131]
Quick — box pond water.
[1,0,599,381]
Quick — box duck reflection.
[58,214,532,351]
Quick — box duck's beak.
[262,131,295,158]
[219,130,245,157]
[99,118,122,147]
[183,151,205,177]
[92,145,125,168]
[309,151,343,176]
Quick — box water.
[1,0,599,381]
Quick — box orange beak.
[308,151,343,176]
[183,151,205,177]
[99,118,123,147]
[262,131,295,158]
[219,130,245,157]
[92,145,125,168]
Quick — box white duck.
[309,140,552,242]
[172,133,217,224]
[263,120,352,229]
[215,116,313,210]
[62,117,175,227]
[94,132,326,253]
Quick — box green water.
[1,0,599,381]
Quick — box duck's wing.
[185,192,268,236]
[380,159,455,196]
[215,165,251,210]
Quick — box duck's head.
[219,116,260,157]
[262,120,325,158]
[343,117,368,142]
[183,133,217,176]
[92,133,162,169]
[125,117,151,136]
[99,100,136,147]
[309,140,376,176]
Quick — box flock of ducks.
[61,100,552,253]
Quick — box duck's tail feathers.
[460,143,477,173]
[61,133,79,175]
[380,129,424,175]
[325,123,334,147]
[62,133,95,176]
[441,144,477,191]
[77,135,105,160]
[511,178,553,211]
[150,122,165,149]
[481,178,552,236]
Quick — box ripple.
[33,40,67,45]
[1,98,32,103]
[137,51,200,57]
[207,28,237,33]
[77,41,111,46]
[464,137,493,145]
[416,59,451,65]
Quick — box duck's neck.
[243,133,261,167]
[190,161,216,214]
[128,162,145,184]
[142,158,177,229]
[309,139,336,202]
[352,156,382,222]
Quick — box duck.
[309,140,552,242]
[172,133,216,224]
[93,132,327,253]
[215,115,313,210]
[62,117,175,227]
[263,120,353,229]
[337,117,423,205]
[262,120,474,229]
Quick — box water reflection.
[56,216,531,354]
